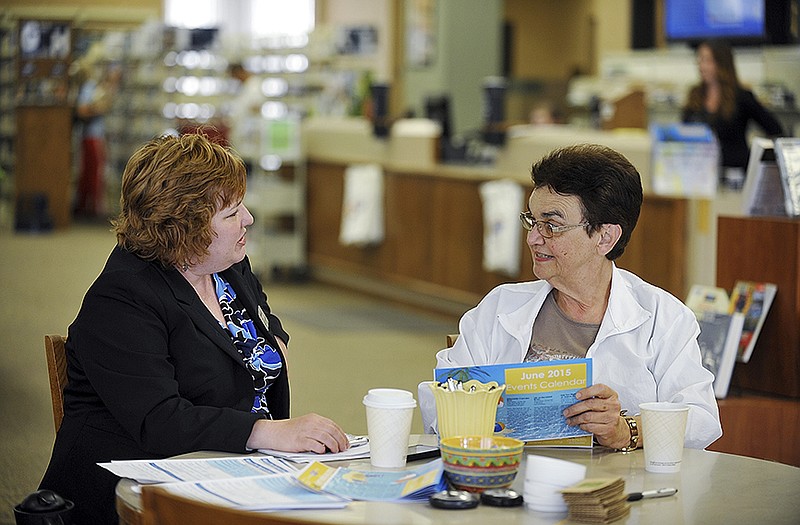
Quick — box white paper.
[258,436,438,464]
[156,473,349,511]
[99,456,298,484]
[257,443,372,463]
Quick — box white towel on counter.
[479,179,524,276]
[339,163,385,246]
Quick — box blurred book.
[696,312,745,399]
[685,285,730,316]
[742,138,787,217]
[729,281,778,363]
[774,137,800,217]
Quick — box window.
[165,0,220,29]
[251,0,315,38]
[164,0,315,40]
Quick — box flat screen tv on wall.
[665,0,797,45]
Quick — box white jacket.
[436,265,722,449]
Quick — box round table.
[117,444,800,524]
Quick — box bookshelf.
[709,215,800,466]
[716,216,800,398]
[14,19,73,229]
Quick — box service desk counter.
[301,118,748,316]
[117,444,800,525]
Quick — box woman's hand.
[247,413,350,454]
[562,383,630,449]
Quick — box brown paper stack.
[559,477,630,524]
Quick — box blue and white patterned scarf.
[213,273,282,417]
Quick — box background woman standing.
[682,39,785,187]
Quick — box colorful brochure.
[297,459,446,502]
[435,359,593,447]
[728,280,777,363]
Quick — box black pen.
[626,487,678,502]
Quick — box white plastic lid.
[362,388,417,409]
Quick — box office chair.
[140,485,316,525]
[44,334,68,431]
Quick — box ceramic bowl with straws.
[439,435,525,493]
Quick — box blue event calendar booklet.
[435,358,593,446]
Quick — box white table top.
[117,439,800,524]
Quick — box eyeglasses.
[519,211,589,238]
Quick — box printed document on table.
[297,459,447,502]
[435,358,593,446]
[157,473,349,511]
[257,442,372,463]
[98,456,298,483]
[258,435,438,463]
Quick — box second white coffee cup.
[639,402,689,473]
[363,388,417,468]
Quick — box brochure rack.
[708,215,800,467]
[717,215,800,398]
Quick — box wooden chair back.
[141,485,315,525]
[44,334,68,431]
[446,334,459,347]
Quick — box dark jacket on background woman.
[682,86,785,169]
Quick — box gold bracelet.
[616,410,639,452]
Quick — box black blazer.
[39,246,290,524]
[682,87,785,169]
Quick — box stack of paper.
[154,473,349,511]
[257,435,439,463]
[102,453,447,510]
[560,477,629,524]
[99,456,298,483]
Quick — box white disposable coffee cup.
[363,388,416,468]
[639,402,689,473]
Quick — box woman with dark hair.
[38,133,348,524]
[437,144,721,452]
[682,39,784,174]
